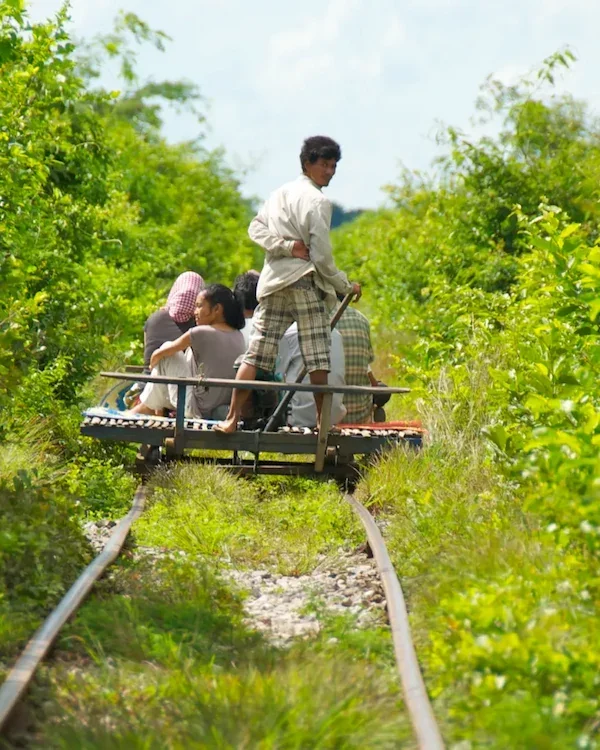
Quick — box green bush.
[332,52,600,746]
[0,465,89,660]
[0,5,259,423]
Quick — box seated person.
[233,270,260,346]
[335,298,378,424]
[231,270,281,427]
[143,271,205,370]
[131,284,246,420]
[277,323,347,428]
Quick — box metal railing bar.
[100,372,409,396]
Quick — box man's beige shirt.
[249,174,353,308]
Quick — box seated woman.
[143,271,205,370]
[131,284,246,420]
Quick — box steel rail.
[0,485,147,733]
[344,493,445,750]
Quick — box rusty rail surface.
[0,485,147,733]
[344,493,445,750]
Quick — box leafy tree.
[0,3,258,417]
[335,49,600,314]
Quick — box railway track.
[0,478,443,749]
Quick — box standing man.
[216,135,361,433]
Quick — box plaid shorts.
[244,275,331,373]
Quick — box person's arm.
[248,203,310,260]
[149,331,191,369]
[308,199,359,297]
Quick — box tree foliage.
[0,3,257,414]
[3,6,600,741]
[333,53,600,746]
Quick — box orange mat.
[338,420,425,431]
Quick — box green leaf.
[559,223,579,240]
[482,424,507,451]
[579,263,600,279]
[525,371,554,396]
[524,429,582,455]
[587,298,600,322]
[529,235,557,253]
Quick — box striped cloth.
[164,272,205,323]
[244,274,331,373]
[336,306,375,424]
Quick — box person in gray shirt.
[131,284,246,420]
[277,323,347,427]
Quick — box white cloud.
[382,16,407,49]
[268,0,360,58]
[532,0,598,20]
[261,1,409,101]
[263,0,364,93]
[24,0,600,207]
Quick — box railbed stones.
[81,523,388,647]
[82,520,118,553]
[224,550,387,646]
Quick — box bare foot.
[214,417,238,434]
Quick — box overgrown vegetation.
[3,1,600,744]
[18,478,407,749]
[135,467,363,574]
[334,50,600,748]
[0,5,257,412]
[0,2,256,667]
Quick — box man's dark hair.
[233,271,259,312]
[300,136,341,172]
[203,283,245,330]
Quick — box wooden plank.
[80,422,420,455]
[314,393,333,473]
[80,425,173,445]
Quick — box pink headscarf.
[164,272,205,323]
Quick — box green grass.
[15,351,600,748]
[0,444,90,664]
[353,367,600,749]
[21,554,411,750]
[31,658,407,749]
[134,467,364,575]
[9,467,409,748]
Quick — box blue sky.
[29,0,600,209]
